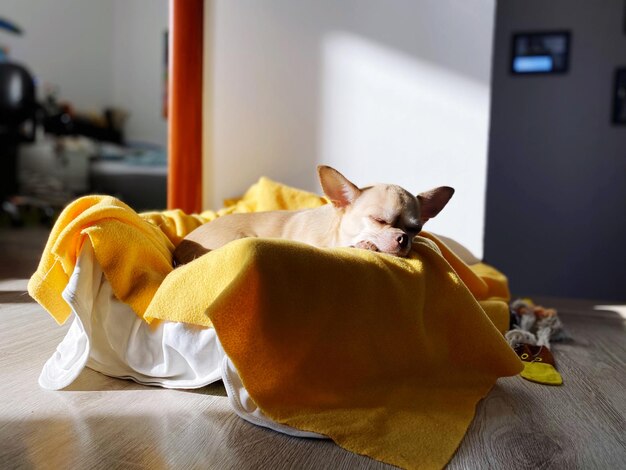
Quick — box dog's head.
[318,165,454,256]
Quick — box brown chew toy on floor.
[513,343,563,386]
[505,299,565,386]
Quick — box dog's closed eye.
[370,216,388,225]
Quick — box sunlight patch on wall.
[318,32,491,257]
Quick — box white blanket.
[39,243,324,439]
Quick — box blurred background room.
[0,0,168,225]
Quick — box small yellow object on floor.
[29,177,523,470]
[521,362,564,386]
[514,343,563,386]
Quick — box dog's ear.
[417,186,454,223]
[318,165,361,208]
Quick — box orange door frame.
[167,0,204,213]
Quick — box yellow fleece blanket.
[28,177,522,469]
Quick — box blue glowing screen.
[511,32,570,75]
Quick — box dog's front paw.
[354,240,379,252]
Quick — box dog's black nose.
[397,234,408,248]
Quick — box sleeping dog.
[174,166,455,264]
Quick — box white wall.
[205,0,495,257]
[111,0,168,148]
[0,0,168,147]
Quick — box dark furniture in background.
[0,62,37,202]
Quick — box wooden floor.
[1,227,625,469]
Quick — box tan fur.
[174,166,454,265]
